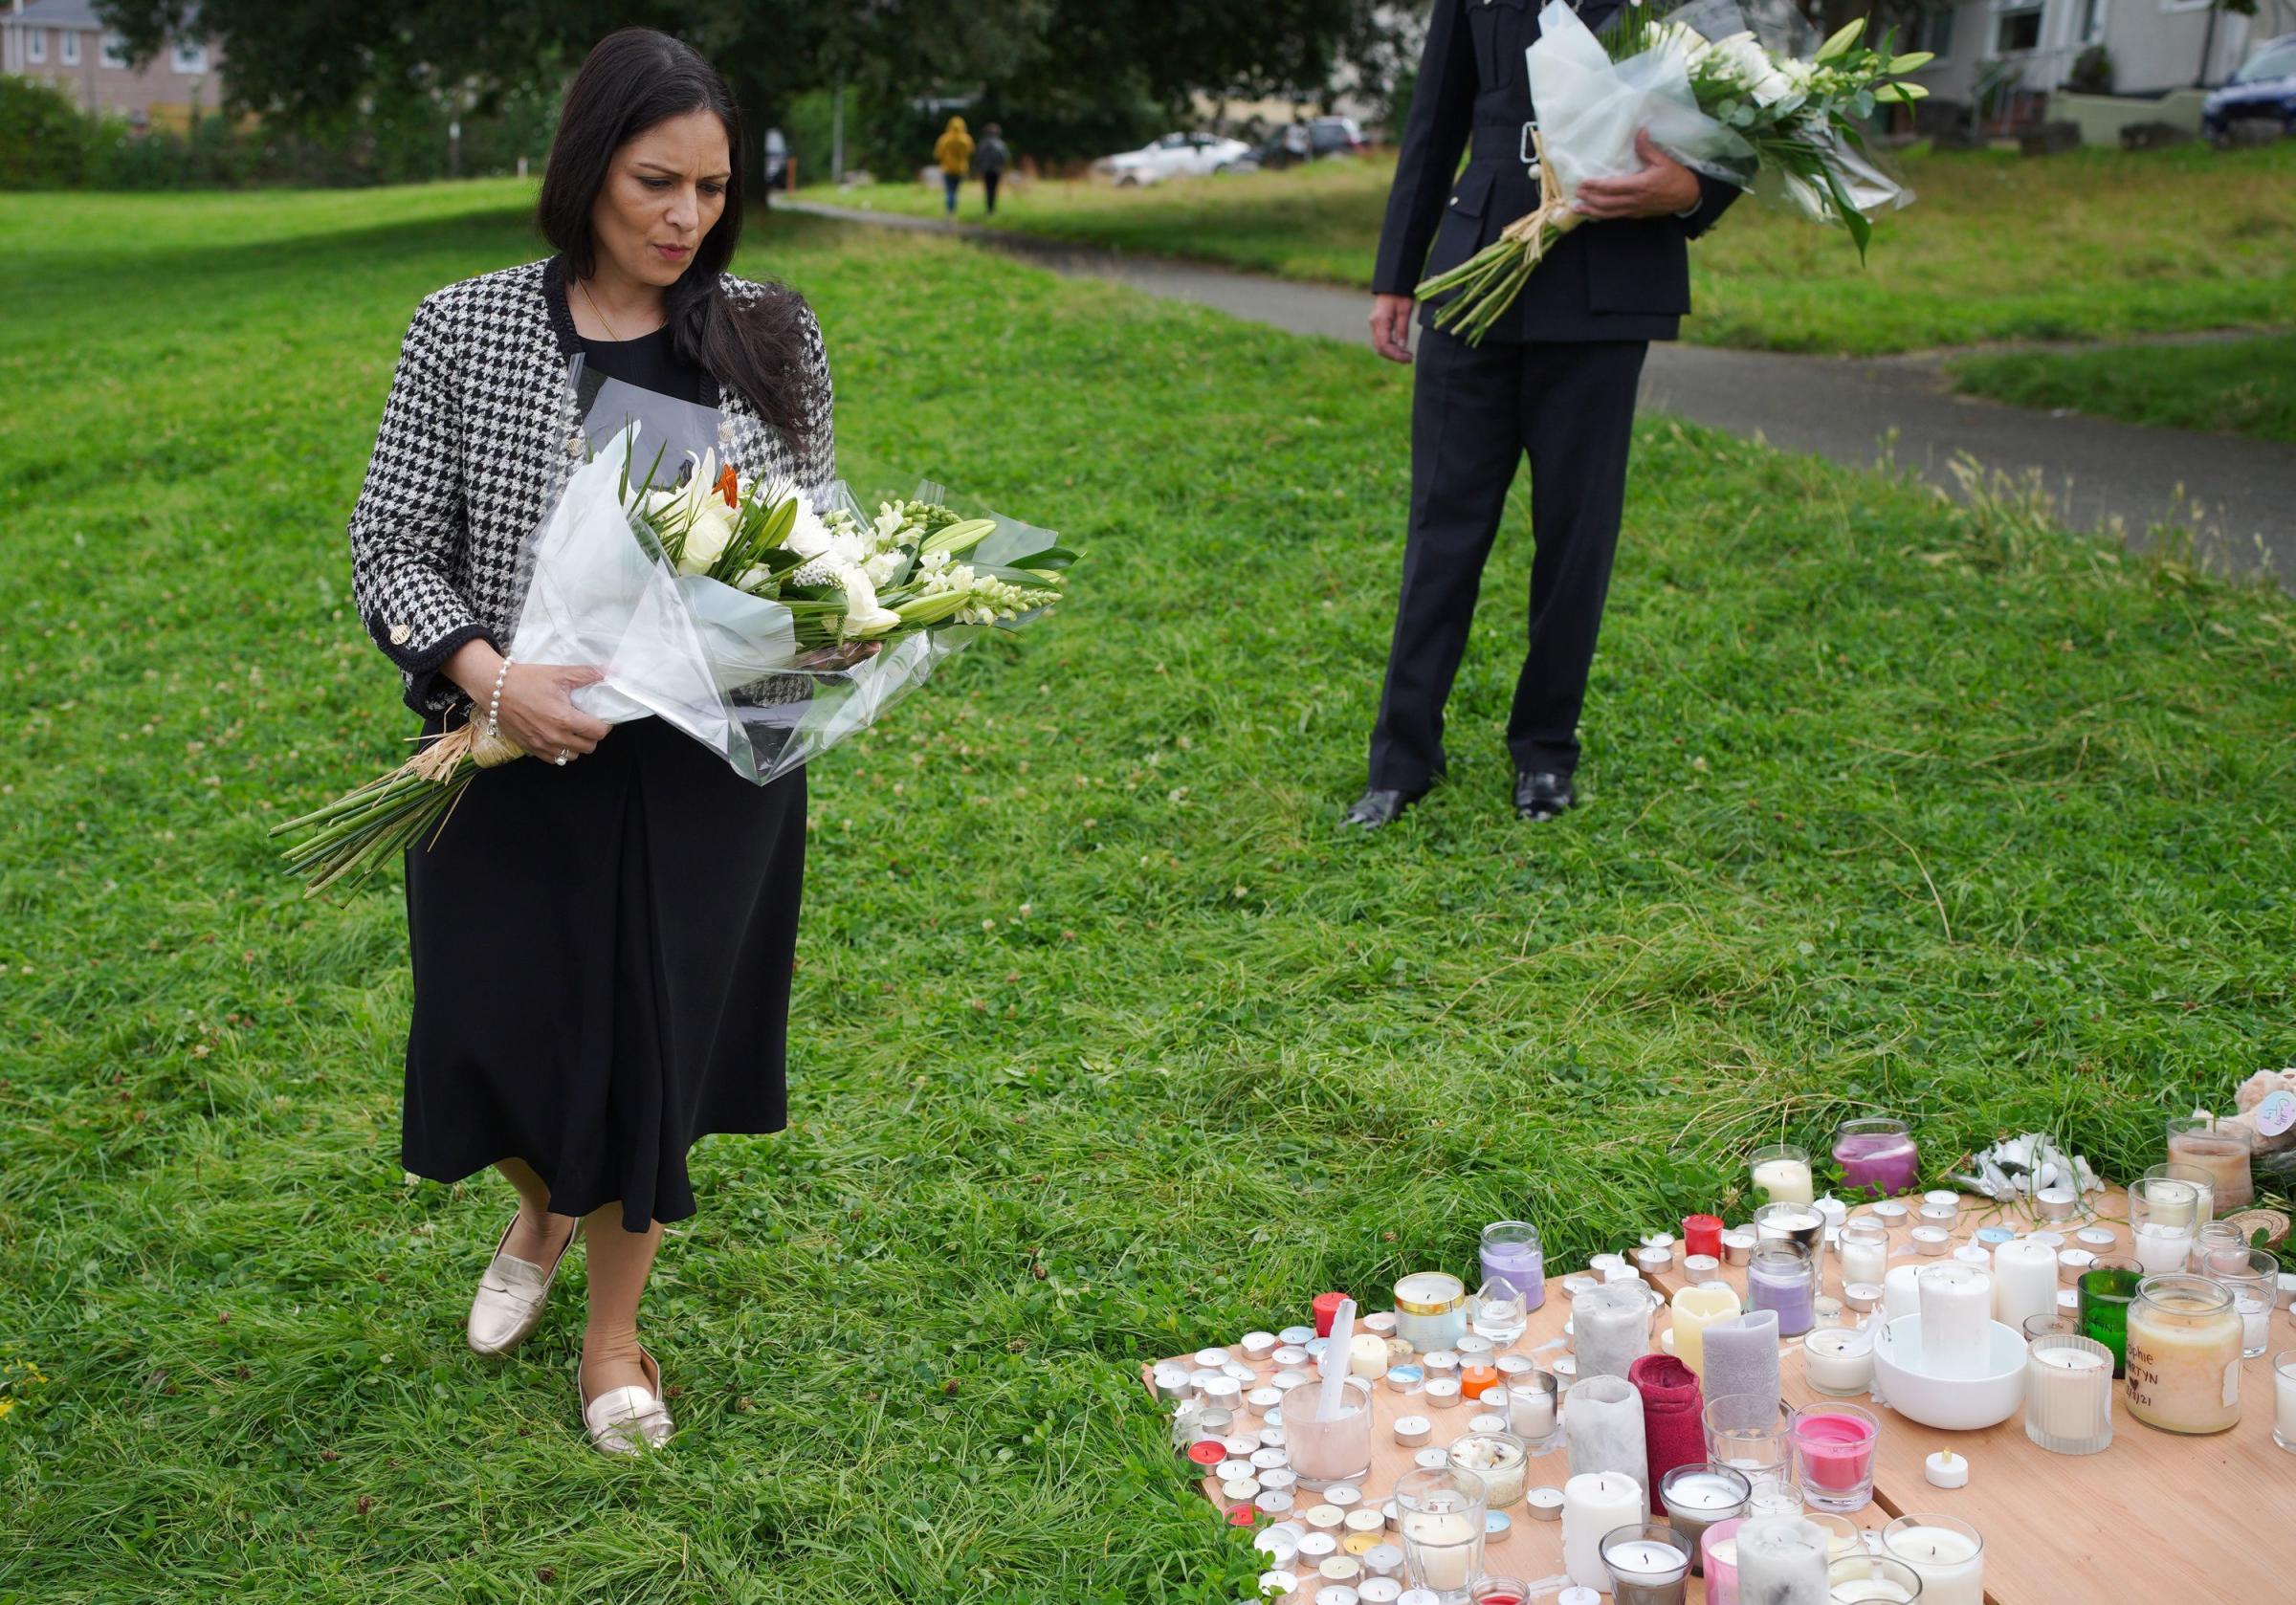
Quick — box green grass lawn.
[824,141,2296,355]
[4,179,2294,1604]
[1951,334,2296,445]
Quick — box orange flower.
[715,463,740,509]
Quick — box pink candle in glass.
[1794,1410,1876,1493]
[1833,1118,1919,1198]
[1702,1516,1745,1605]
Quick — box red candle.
[1683,1215,1724,1258]
[1225,1505,1256,1526]
[1312,1289,1349,1337]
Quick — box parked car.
[1097,131,1252,186]
[1236,116,1368,172]
[2203,34,2296,141]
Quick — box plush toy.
[2233,1068,2296,1154]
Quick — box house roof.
[4,0,106,30]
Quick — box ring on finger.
[556,748,571,766]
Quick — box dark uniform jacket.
[1373,0,1741,342]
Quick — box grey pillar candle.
[1699,1309,1781,1415]
[1733,1514,1830,1605]
[1572,1284,1651,1379]
[1564,1374,1648,1493]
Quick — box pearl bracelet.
[486,655,514,737]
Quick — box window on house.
[2079,0,2108,38]
[100,33,128,69]
[61,30,79,65]
[170,40,208,74]
[1995,8,2044,51]
[27,29,46,63]
[1917,8,1957,55]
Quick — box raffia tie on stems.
[1417,133,1587,347]
[407,720,525,782]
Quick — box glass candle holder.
[1788,1403,1879,1513]
[2274,1351,2296,1453]
[1803,1326,1876,1396]
[1503,1370,1559,1444]
[1660,1463,1751,1576]
[2023,1330,2112,1455]
[1394,1271,1469,1353]
[2195,1244,2277,1357]
[1833,1117,1919,1199]
[1754,1200,1825,1257]
[2076,1258,2141,1377]
[1881,1514,1982,1605]
[1748,1244,1818,1338]
[1837,1219,1890,1289]
[1470,1277,1530,1346]
[1394,1464,1489,1604]
[1288,1375,1376,1490]
[1602,1521,1693,1605]
[1751,1143,1815,1206]
[1447,1430,1528,1508]
[1468,1577,1534,1605]
[2129,1176,2204,1276]
[1702,1394,1795,1491]
[2125,1274,2242,1435]
[2167,1114,2255,1211]
[2137,1162,2215,1229]
[1827,1553,1925,1602]
[1479,1221,1546,1316]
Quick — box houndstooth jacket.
[346,254,834,716]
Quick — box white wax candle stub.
[1393,1415,1431,1445]
[1925,1449,1969,1488]
[1527,1485,1566,1519]
[2075,1226,2116,1246]
[1412,1445,1450,1470]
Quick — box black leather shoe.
[1342,787,1424,829]
[1512,770,1575,822]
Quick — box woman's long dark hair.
[538,29,818,443]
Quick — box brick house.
[1,0,224,128]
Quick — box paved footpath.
[784,199,2294,585]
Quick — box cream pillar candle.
[1670,1282,1744,1378]
[1917,1264,1995,1379]
[1991,1240,2058,1333]
[1880,1516,1984,1605]
[1561,1472,1645,1593]
[1882,1264,1923,1324]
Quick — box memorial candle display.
[1881,1515,1984,1605]
[1991,1239,2059,1333]
[1660,1463,1750,1575]
[1733,1514,1831,1605]
[1668,1282,1743,1377]
[2124,1274,2242,1435]
[1748,1246,1818,1338]
[2023,1331,2113,1454]
[1916,1264,1995,1380]
[1751,1144,1815,1207]
[1480,1220,1546,1314]
[1832,1118,1919,1198]
[1561,1472,1645,1593]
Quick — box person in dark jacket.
[1344,0,1739,830]
[975,122,1012,214]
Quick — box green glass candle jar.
[2077,1258,2143,1378]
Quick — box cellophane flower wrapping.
[505,425,1044,788]
[1528,0,1755,197]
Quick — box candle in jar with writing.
[2125,1274,2241,1435]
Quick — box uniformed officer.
[1345,0,1739,829]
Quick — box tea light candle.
[1803,1329,1876,1396]
[1843,1282,1882,1312]
[1424,1378,1462,1410]
[1385,1336,1416,1367]
[1952,1245,1991,1269]
[1362,1311,1398,1336]
[1870,1198,1910,1223]
[1721,1228,1757,1265]
[1423,1351,1460,1378]
[1251,1447,1287,1470]
[1468,1412,1511,1435]
[1222,1475,1261,1502]
[1562,1273,1601,1298]
[1363,1543,1404,1576]
[1910,1226,1950,1257]
[1345,1507,1384,1535]
[1495,1354,1535,1380]
[1923,1450,1968,1488]
[1484,1510,1512,1546]
[1561,1472,1645,1593]
[1343,1530,1383,1557]
[1974,1226,2014,1247]
[1636,1245,1675,1274]
[1274,1346,1312,1368]
[1591,1253,1629,1275]
[1552,1355,1578,1378]
[2075,1226,2116,1248]
[1320,1553,1363,1583]
[1305,1504,1346,1531]
[1456,1333,1496,1364]
[2025,1231,2064,1249]
[1917,1202,1957,1231]
[1326,1485,1362,1510]
[1386,1366,1424,1396]
[1527,1485,1566,1520]
[1882,1517,1984,1605]
[1685,1253,1721,1280]
[2057,1248,2095,1284]
[1461,1362,1501,1400]
[1603,1264,1645,1286]
[1412,1446,1451,1470]
[1394,1415,1431,1446]
[1298,1529,1339,1561]
[1259,1570,1298,1596]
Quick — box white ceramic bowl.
[1870,1314,2026,1431]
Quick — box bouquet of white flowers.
[276,426,1072,894]
[1419,0,1929,344]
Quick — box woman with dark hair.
[344,27,830,1456]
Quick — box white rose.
[676,499,736,575]
[862,549,907,587]
[836,565,903,638]
[781,487,835,559]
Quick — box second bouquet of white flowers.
[275,426,1073,894]
[1419,0,1931,344]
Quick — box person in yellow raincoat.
[932,116,975,216]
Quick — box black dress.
[400,324,807,1234]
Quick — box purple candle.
[1481,1220,1546,1311]
[1746,1246,1815,1337]
[1831,1118,1918,1199]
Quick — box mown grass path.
[1,181,2290,1603]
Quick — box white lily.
[837,564,903,638]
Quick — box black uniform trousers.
[1366,327,1647,794]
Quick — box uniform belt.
[1468,121,1541,166]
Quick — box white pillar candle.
[1917,1264,1995,1379]
[1734,1514,1831,1605]
[1561,1472,1645,1592]
[2132,1221,2192,1277]
[1882,1520,1984,1605]
[1882,1264,1923,1324]
[1670,1282,1744,1378]
[1992,1240,2058,1333]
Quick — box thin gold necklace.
[577,277,658,341]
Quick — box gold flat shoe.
[465,1211,581,1357]
[582,1346,674,1456]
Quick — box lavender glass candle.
[1748,1246,1818,1338]
[1831,1118,1918,1199]
[1481,1220,1547,1314]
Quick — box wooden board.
[1642,1187,2296,1605]
[1147,1275,1889,1602]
